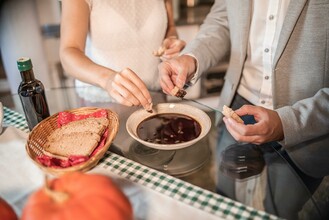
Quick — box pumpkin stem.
[44,175,69,204]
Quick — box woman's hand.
[223,105,284,145]
[160,37,186,60]
[106,68,153,111]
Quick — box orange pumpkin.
[0,197,18,220]
[21,172,133,220]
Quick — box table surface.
[1,86,327,220]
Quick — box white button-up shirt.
[237,0,290,110]
[235,0,291,209]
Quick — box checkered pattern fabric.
[3,106,281,220]
[100,153,280,220]
[3,107,29,133]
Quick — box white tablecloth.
[0,126,43,216]
[0,126,221,220]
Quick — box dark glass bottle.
[17,57,50,131]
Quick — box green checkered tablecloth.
[3,106,281,220]
[3,107,29,133]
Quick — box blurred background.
[0,0,226,108]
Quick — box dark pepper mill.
[17,57,50,131]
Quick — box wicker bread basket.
[26,107,119,176]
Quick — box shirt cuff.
[183,53,200,86]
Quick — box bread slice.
[153,46,165,57]
[171,86,187,98]
[45,132,101,157]
[51,117,108,138]
[44,117,109,157]
[222,105,244,124]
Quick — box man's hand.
[223,105,284,145]
[158,55,196,95]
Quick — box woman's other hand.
[160,37,186,60]
[223,105,284,145]
[106,68,153,111]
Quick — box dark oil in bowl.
[137,113,201,144]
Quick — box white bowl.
[126,103,211,150]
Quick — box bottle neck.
[20,69,35,82]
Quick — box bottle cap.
[17,57,33,71]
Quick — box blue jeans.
[215,94,322,195]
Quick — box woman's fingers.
[121,68,152,102]
[160,38,186,59]
[109,89,134,106]
[110,68,152,109]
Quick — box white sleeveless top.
[76,0,168,102]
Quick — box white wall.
[35,0,63,88]
[0,0,62,94]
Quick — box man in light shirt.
[158,0,329,219]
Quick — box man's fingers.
[224,118,263,144]
[234,105,257,116]
[158,62,175,94]
[226,117,266,136]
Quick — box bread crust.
[171,86,187,98]
[222,105,244,124]
[153,46,165,57]
[44,117,109,158]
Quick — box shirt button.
[264,48,270,53]
[269,15,274,20]
[265,76,269,80]
[261,100,266,104]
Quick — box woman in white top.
[60,0,185,109]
